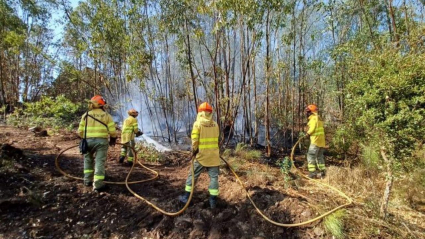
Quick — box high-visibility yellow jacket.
[78,109,117,139]
[307,113,325,147]
[192,111,220,167]
[121,116,139,144]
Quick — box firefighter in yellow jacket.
[305,104,326,178]
[179,102,220,209]
[78,95,117,192]
[119,109,143,165]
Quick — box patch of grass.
[323,209,346,239]
[233,143,262,162]
[360,143,381,171]
[224,157,241,171]
[245,165,276,186]
[234,143,247,153]
[222,148,232,157]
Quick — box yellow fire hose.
[220,136,353,227]
[124,154,196,216]
[55,143,159,185]
[55,143,196,216]
[56,138,352,227]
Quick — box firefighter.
[78,95,117,192]
[119,109,143,165]
[305,104,326,178]
[179,102,220,209]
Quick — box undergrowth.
[136,142,163,163]
[6,95,84,130]
[233,143,262,162]
[323,209,346,239]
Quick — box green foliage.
[342,28,425,165]
[275,156,292,183]
[235,142,248,154]
[233,143,262,162]
[6,95,84,129]
[329,125,356,159]
[323,210,346,239]
[276,156,292,174]
[360,143,381,171]
[136,143,163,164]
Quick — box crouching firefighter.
[179,102,220,209]
[119,109,143,166]
[78,95,117,192]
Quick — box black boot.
[84,181,93,187]
[308,171,317,179]
[209,196,217,209]
[94,184,109,193]
[178,192,190,204]
[119,155,125,163]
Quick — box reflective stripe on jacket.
[121,116,139,143]
[307,113,325,147]
[78,109,117,139]
[192,111,220,167]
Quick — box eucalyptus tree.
[0,0,25,106]
[0,0,55,106]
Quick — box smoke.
[106,80,173,151]
[108,81,154,134]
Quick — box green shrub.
[276,156,292,184]
[323,209,346,239]
[360,143,381,171]
[329,125,356,160]
[136,143,163,163]
[342,29,425,166]
[7,95,84,129]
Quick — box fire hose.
[56,137,352,226]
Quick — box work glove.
[109,137,117,146]
[191,148,199,157]
[135,129,143,137]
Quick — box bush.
[136,143,163,163]
[6,95,84,129]
[341,28,425,169]
[360,143,381,171]
[329,125,357,160]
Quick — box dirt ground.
[0,125,423,239]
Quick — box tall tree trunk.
[184,19,198,109]
[387,0,399,44]
[403,0,409,36]
[380,147,393,219]
[0,51,6,105]
[291,1,297,145]
[265,9,271,157]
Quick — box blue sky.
[50,0,80,42]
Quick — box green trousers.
[307,144,326,172]
[120,140,135,162]
[84,138,109,189]
[185,160,219,196]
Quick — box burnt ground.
[1,125,424,239]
